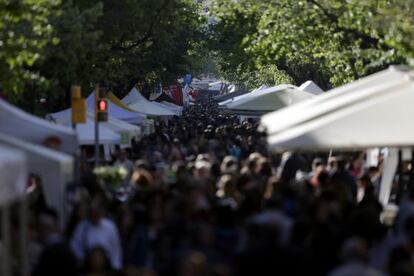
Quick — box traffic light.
[95,86,108,122]
[71,85,86,124]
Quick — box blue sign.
[183,73,192,84]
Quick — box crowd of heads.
[27,99,414,276]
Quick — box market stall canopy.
[122,88,178,116]
[153,92,176,104]
[151,101,182,115]
[73,117,121,145]
[218,85,267,107]
[107,92,138,112]
[0,133,73,224]
[223,84,314,115]
[214,90,249,103]
[261,66,414,151]
[299,81,324,95]
[0,145,27,207]
[48,111,137,145]
[0,99,78,154]
[122,87,145,105]
[86,91,146,124]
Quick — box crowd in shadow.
[28,101,414,276]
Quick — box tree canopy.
[0,0,205,112]
[1,0,413,112]
[208,0,413,90]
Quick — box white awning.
[86,91,146,124]
[0,134,73,223]
[0,145,27,206]
[298,80,324,95]
[261,66,414,151]
[122,88,178,116]
[223,84,314,115]
[0,99,78,154]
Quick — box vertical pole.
[95,85,100,167]
[95,118,99,167]
[409,149,414,192]
[73,123,80,182]
[20,200,29,276]
[328,149,333,160]
[2,206,11,276]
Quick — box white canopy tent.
[85,91,146,124]
[48,111,139,146]
[223,84,314,115]
[261,66,414,206]
[122,87,144,105]
[261,66,414,150]
[299,81,324,95]
[48,111,120,145]
[73,118,121,145]
[0,133,73,225]
[0,99,78,154]
[151,101,182,115]
[217,85,266,107]
[0,145,27,207]
[0,145,28,276]
[122,88,178,116]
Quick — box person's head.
[131,169,154,189]
[179,251,209,276]
[367,166,379,179]
[135,159,149,170]
[312,158,325,171]
[220,155,238,174]
[358,174,372,190]
[336,156,347,171]
[37,208,59,243]
[118,149,128,161]
[327,156,338,172]
[256,157,272,177]
[194,160,211,180]
[43,136,62,151]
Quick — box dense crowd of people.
[27,100,414,276]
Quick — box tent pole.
[95,121,99,167]
[328,149,333,159]
[19,200,29,276]
[409,149,414,193]
[2,206,11,276]
[396,150,403,204]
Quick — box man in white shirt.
[70,198,123,270]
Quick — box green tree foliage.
[209,0,412,89]
[37,0,104,110]
[0,0,205,112]
[0,0,60,99]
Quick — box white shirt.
[70,218,122,270]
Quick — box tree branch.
[112,0,171,52]
[306,0,390,50]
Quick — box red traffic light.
[98,99,107,111]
